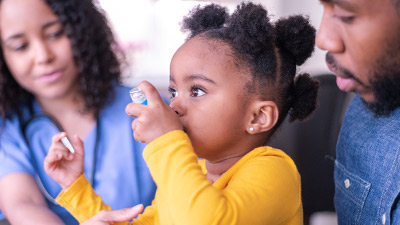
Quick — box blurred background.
[97,1,346,225]
[97,0,329,93]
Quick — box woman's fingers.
[48,143,73,162]
[81,204,143,225]
[71,134,85,157]
[51,131,65,143]
[103,204,143,222]
[45,132,80,172]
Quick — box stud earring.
[249,127,254,132]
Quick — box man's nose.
[316,11,344,54]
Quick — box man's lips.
[336,76,355,92]
[326,61,355,92]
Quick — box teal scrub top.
[0,85,157,224]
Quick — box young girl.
[44,2,319,224]
[0,0,156,224]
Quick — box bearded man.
[317,0,400,224]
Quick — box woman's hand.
[44,132,84,190]
[126,81,183,143]
[81,204,143,225]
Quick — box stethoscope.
[20,109,100,204]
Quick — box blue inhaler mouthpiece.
[130,87,147,105]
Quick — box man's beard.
[362,44,400,117]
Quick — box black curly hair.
[181,2,319,134]
[0,0,123,122]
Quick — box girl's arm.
[55,174,156,225]
[44,133,117,223]
[55,174,112,223]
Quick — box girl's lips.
[38,71,63,83]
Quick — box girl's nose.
[316,11,344,54]
[169,97,185,117]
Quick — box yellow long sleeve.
[56,130,302,225]
[143,130,302,225]
[56,175,156,225]
[56,175,114,223]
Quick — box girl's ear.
[247,101,279,134]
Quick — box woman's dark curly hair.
[0,0,123,122]
[182,2,320,134]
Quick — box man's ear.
[247,101,279,134]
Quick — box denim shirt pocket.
[334,160,371,225]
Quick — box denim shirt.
[335,94,400,225]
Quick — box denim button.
[382,213,386,224]
[344,178,351,189]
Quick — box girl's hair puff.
[181,2,319,135]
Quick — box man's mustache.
[326,52,356,80]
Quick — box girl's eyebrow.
[169,75,175,83]
[184,74,215,84]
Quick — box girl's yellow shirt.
[57,130,303,225]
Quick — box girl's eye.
[168,87,178,98]
[191,86,205,97]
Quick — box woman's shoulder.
[97,84,133,126]
[0,106,28,154]
[114,84,132,93]
[1,104,32,132]
[0,115,21,138]
[113,84,132,100]
[103,84,131,110]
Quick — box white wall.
[99,0,329,94]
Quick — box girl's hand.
[81,204,143,225]
[44,132,84,190]
[125,81,183,143]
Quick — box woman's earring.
[249,127,254,132]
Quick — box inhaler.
[130,87,147,105]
